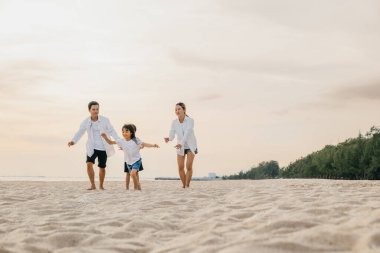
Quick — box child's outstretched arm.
[141,142,159,148]
[101,133,116,145]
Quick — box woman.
[164,102,198,188]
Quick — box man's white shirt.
[71,115,119,157]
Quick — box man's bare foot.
[99,186,105,190]
[87,186,96,190]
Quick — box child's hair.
[122,124,138,144]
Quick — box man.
[68,101,119,190]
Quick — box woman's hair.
[176,102,189,117]
[122,124,138,143]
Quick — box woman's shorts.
[125,159,144,173]
[184,148,198,155]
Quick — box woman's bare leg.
[177,155,186,188]
[185,152,195,188]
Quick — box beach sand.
[0,179,379,253]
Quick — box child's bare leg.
[137,172,141,190]
[125,172,131,190]
[130,169,139,190]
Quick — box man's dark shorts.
[86,149,107,168]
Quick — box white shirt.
[180,122,190,149]
[91,120,106,151]
[169,116,198,156]
[71,115,119,157]
[116,138,143,165]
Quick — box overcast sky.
[1,0,380,179]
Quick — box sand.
[0,179,379,253]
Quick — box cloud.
[271,100,344,116]
[332,81,380,101]
[218,0,380,34]
[0,60,55,92]
[272,79,380,116]
[170,49,358,79]
[0,60,56,100]
[198,93,222,102]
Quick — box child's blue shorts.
[124,159,144,173]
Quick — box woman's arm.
[101,133,116,145]
[165,120,176,143]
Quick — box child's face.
[122,128,132,139]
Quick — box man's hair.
[88,101,99,110]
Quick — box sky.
[1,0,380,179]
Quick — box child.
[101,124,159,190]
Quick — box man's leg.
[87,162,96,190]
[99,168,106,190]
[98,151,107,190]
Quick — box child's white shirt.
[116,138,143,165]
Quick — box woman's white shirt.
[169,116,198,156]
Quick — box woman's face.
[175,105,185,117]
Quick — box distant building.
[208,172,217,179]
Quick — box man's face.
[89,105,99,117]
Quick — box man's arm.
[101,133,116,145]
[68,120,87,147]
[106,118,120,141]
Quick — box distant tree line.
[223,127,380,180]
